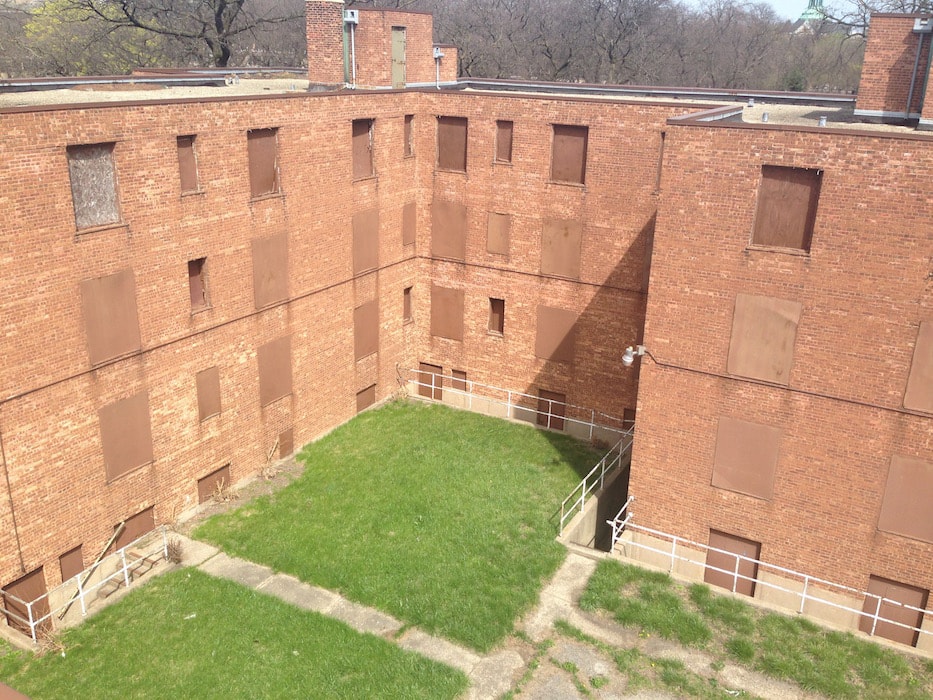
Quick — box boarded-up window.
[257,336,293,406]
[352,119,375,179]
[860,575,929,647]
[877,455,933,544]
[496,120,513,163]
[99,391,154,481]
[727,293,802,385]
[711,417,781,500]
[188,257,208,310]
[487,212,510,256]
[177,135,199,193]
[551,125,588,184]
[80,269,142,366]
[352,208,379,274]
[197,464,231,504]
[67,143,120,230]
[431,200,467,261]
[251,233,288,309]
[704,530,761,597]
[418,362,443,399]
[751,166,821,251]
[403,286,413,322]
[356,385,376,413]
[59,546,84,583]
[535,306,577,363]
[247,128,279,198]
[196,366,221,421]
[3,567,50,635]
[354,300,379,360]
[114,507,155,550]
[430,285,464,341]
[451,370,467,391]
[404,115,414,157]
[489,298,505,334]
[541,219,582,279]
[904,321,933,412]
[402,202,416,246]
[437,116,467,172]
[537,389,566,430]
[279,428,294,458]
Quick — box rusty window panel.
[247,128,279,198]
[354,300,379,360]
[537,389,566,430]
[535,305,577,363]
[704,530,761,597]
[752,166,821,251]
[711,417,781,500]
[188,257,208,310]
[430,285,464,341]
[352,119,375,179]
[257,336,293,406]
[80,269,142,366]
[489,298,505,334]
[451,370,467,392]
[352,208,379,274]
[860,575,929,647]
[727,293,802,385]
[877,454,933,543]
[251,232,288,309]
[551,124,588,184]
[114,506,155,550]
[356,384,376,413]
[437,116,467,172]
[279,428,294,458]
[197,464,231,504]
[487,212,510,256]
[431,200,467,261]
[404,114,414,157]
[177,135,199,193]
[418,362,443,400]
[403,286,413,322]
[402,202,416,246]
[495,120,513,163]
[541,218,582,279]
[99,391,154,482]
[67,143,120,230]
[904,321,933,412]
[3,567,50,635]
[196,366,221,421]
[59,546,84,583]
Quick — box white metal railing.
[559,433,633,535]
[605,508,931,645]
[0,527,169,643]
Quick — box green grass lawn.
[194,400,602,652]
[0,569,467,700]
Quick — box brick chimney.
[306,0,346,86]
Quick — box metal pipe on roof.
[906,31,925,119]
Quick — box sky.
[767,0,809,20]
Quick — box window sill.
[547,180,585,189]
[106,460,154,485]
[250,191,284,203]
[352,174,378,183]
[403,154,415,160]
[435,168,467,175]
[75,221,128,238]
[493,160,513,167]
[199,411,220,423]
[181,189,205,198]
[745,244,811,257]
[403,318,414,326]
[487,330,504,338]
[190,305,212,316]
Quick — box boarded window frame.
[727,293,802,386]
[196,366,222,421]
[535,305,577,363]
[67,142,121,231]
[711,417,781,500]
[251,233,289,309]
[486,212,510,257]
[418,362,443,400]
[177,134,200,194]
[352,118,375,180]
[188,257,208,311]
[495,120,513,163]
[3,568,50,636]
[437,116,468,172]
[860,575,929,647]
[403,114,414,157]
[257,336,293,406]
[99,391,154,482]
[403,286,413,323]
[537,389,566,430]
[550,124,588,185]
[541,219,583,279]
[877,454,933,544]
[353,300,379,360]
[750,165,822,252]
[246,128,280,199]
[80,269,142,366]
[904,321,933,413]
[114,507,155,550]
[352,208,379,274]
[704,530,761,597]
[451,369,467,392]
[402,202,416,247]
[430,285,464,341]
[489,297,505,335]
[59,546,84,583]
[356,384,376,413]
[197,464,231,504]
[431,200,467,261]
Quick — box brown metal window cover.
[356,384,376,413]
[496,120,513,163]
[402,202,416,246]
[352,119,374,179]
[59,546,84,583]
[861,575,929,647]
[67,143,120,230]
[403,286,413,322]
[247,128,279,198]
[177,135,199,193]
[541,219,583,279]
[418,362,443,400]
[537,389,566,430]
[437,116,467,172]
[704,529,761,597]
[489,298,505,334]
[188,257,208,309]
[197,464,231,504]
[551,124,588,184]
[727,293,802,385]
[752,165,821,251]
[535,305,577,363]
[430,285,464,341]
[352,208,379,274]
[487,212,510,256]
[877,454,933,544]
[404,114,414,157]
[451,370,467,391]
[80,269,142,366]
[196,366,221,421]
[279,428,294,458]
[431,200,467,261]
[711,417,781,500]
[251,232,289,309]
[257,335,293,406]
[904,321,933,412]
[114,506,155,550]
[354,300,379,360]
[99,391,154,481]
[3,567,50,635]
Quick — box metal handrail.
[559,432,633,535]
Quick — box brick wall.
[855,14,931,118]
[306,0,346,85]
[353,9,437,88]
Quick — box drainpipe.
[350,22,357,86]
[906,32,925,118]
[0,421,26,574]
[433,47,444,90]
[908,17,933,118]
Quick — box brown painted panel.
[197,464,231,504]
[59,546,84,582]
[711,417,781,500]
[704,530,761,597]
[196,366,221,421]
[177,135,198,193]
[487,212,510,256]
[279,428,294,458]
[904,321,933,412]
[404,114,414,157]
[431,200,467,261]
[402,202,416,246]
[114,506,155,550]
[535,305,577,363]
[489,298,505,334]
[352,119,374,179]
[354,300,379,360]
[67,143,120,229]
[551,125,588,184]
[451,370,467,391]
[752,166,821,251]
[403,286,413,322]
[251,233,288,309]
[356,385,376,413]
[437,116,467,172]
[860,575,928,647]
[430,285,464,341]
[99,391,154,482]
[352,208,379,274]
[418,362,443,400]
[247,128,278,198]
[80,269,142,366]
[537,389,566,430]
[3,567,50,635]
[878,455,933,543]
[496,120,513,163]
[188,257,207,309]
[541,219,582,279]
[727,294,802,385]
[257,335,293,406]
